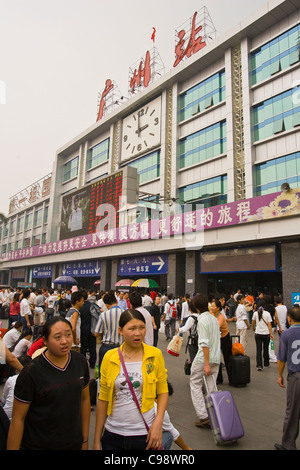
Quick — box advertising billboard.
[59,171,123,240]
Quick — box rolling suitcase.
[228,336,250,387]
[204,374,244,445]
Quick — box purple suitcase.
[203,375,244,445]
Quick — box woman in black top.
[7,317,90,450]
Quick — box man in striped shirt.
[190,294,220,428]
[94,292,123,370]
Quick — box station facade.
[0,0,299,306]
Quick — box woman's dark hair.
[12,293,20,304]
[42,317,72,340]
[11,329,32,352]
[258,306,264,321]
[119,309,146,329]
[6,320,23,333]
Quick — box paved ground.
[1,318,299,452]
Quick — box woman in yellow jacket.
[93,309,169,451]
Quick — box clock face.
[121,96,161,161]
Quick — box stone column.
[281,242,300,307]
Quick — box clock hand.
[135,124,149,134]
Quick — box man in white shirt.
[163,294,177,340]
[117,291,128,312]
[68,195,82,232]
[142,293,153,312]
[20,289,32,332]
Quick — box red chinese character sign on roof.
[96,79,114,121]
[174,11,206,67]
[129,50,151,93]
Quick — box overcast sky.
[0,0,269,215]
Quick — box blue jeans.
[98,343,119,370]
[101,429,148,450]
[162,431,173,450]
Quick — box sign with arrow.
[31,265,52,278]
[62,260,101,277]
[118,254,168,276]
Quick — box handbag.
[166,334,183,357]
[118,347,164,450]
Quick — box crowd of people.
[0,284,299,451]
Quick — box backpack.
[187,315,198,346]
[169,302,177,318]
[90,302,101,336]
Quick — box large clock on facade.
[121,96,161,161]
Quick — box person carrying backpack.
[179,301,199,363]
[162,294,178,341]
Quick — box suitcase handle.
[202,373,218,394]
[231,335,240,344]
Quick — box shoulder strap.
[118,348,149,432]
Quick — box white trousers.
[190,361,219,420]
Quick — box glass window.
[24,213,33,231]
[32,235,41,246]
[43,206,49,225]
[178,121,226,169]
[16,217,24,233]
[9,220,16,236]
[252,88,300,142]
[63,156,79,183]
[23,238,30,248]
[124,150,160,184]
[33,208,43,227]
[178,175,227,209]
[15,239,22,250]
[254,151,300,196]
[178,70,225,122]
[87,138,110,170]
[250,23,300,85]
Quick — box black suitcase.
[228,354,250,387]
[228,335,250,387]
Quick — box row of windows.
[1,233,47,255]
[0,207,48,241]
[178,70,225,122]
[178,175,228,209]
[250,23,300,86]
[252,88,300,141]
[253,151,300,196]
[178,121,226,170]
[63,139,110,183]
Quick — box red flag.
[151,27,156,43]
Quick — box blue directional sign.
[118,254,168,276]
[292,292,300,306]
[62,260,101,277]
[32,265,53,278]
